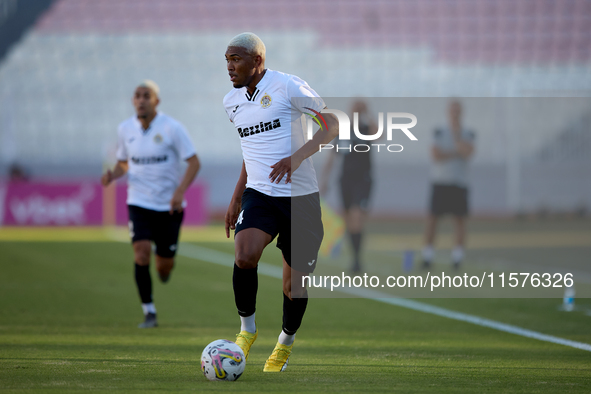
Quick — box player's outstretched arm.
[170,154,200,214]
[101,160,128,186]
[269,112,339,184]
[225,160,247,238]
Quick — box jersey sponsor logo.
[131,155,168,164]
[232,105,240,113]
[237,119,281,138]
[308,259,316,266]
[153,134,163,144]
[128,137,136,143]
[260,93,272,108]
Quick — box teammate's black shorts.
[340,174,372,211]
[128,205,184,258]
[234,188,324,274]
[430,184,469,217]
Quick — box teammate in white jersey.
[223,33,338,372]
[101,80,200,328]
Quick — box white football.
[201,339,245,381]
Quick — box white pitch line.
[179,243,591,353]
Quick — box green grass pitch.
[1,234,590,393]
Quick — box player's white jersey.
[223,69,325,197]
[116,112,196,211]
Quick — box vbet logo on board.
[304,107,418,153]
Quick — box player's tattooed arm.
[225,161,248,238]
[101,160,128,186]
[269,112,339,184]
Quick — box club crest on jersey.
[260,93,272,108]
[153,134,163,144]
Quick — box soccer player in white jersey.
[223,32,339,372]
[101,80,200,328]
[422,99,475,270]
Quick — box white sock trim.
[278,330,295,346]
[452,246,464,263]
[142,303,156,315]
[240,313,256,333]
[422,245,434,262]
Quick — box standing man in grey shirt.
[422,100,475,269]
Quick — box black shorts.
[430,184,469,217]
[234,188,324,273]
[340,174,372,211]
[128,205,184,258]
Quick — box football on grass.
[201,339,245,381]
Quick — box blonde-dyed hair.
[227,32,266,58]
